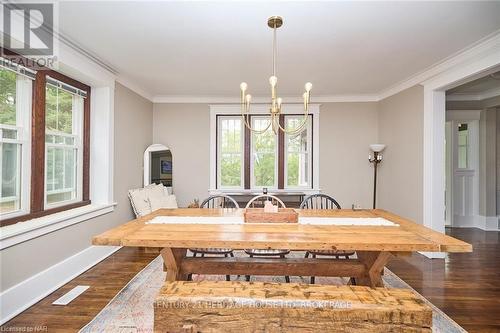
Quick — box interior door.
[451,120,479,226]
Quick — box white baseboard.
[452,214,499,231]
[0,245,121,325]
[485,216,499,231]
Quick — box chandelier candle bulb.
[269,76,277,87]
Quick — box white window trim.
[0,38,116,249]
[0,75,32,220]
[0,203,116,250]
[0,84,116,249]
[284,115,313,189]
[209,104,320,194]
[216,115,244,190]
[44,94,84,209]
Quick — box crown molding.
[39,21,500,105]
[379,29,500,100]
[482,86,500,100]
[152,30,500,104]
[152,94,380,104]
[57,33,119,76]
[116,76,154,102]
[446,86,500,102]
[1,4,119,76]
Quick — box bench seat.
[154,281,432,333]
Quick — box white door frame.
[421,34,500,258]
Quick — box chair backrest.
[299,194,341,209]
[200,195,240,209]
[245,194,286,208]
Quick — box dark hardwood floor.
[1,227,499,332]
[388,227,500,332]
[1,247,158,333]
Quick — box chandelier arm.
[240,105,273,134]
[242,116,272,134]
[276,107,310,135]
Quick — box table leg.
[161,248,187,281]
[355,251,392,287]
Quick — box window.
[212,105,318,191]
[0,50,91,227]
[285,116,312,188]
[457,123,468,169]
[45,81,84,207]
[0,66,32,218]
[217,116,243,188]
[251,116,277,188]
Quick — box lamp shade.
[369,144,386,153]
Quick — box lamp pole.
[369,152,382,209]
[369,144,385,209]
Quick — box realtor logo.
[1,1,58,67]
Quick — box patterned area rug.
[80,254,466,333]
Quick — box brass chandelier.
[239,16,312,135]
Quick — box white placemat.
[298,217,398,226]
[147,216,244,224]
[146,216,398,226]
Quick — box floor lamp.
[369,144,386,209]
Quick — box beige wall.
[479,108,497,217]
[0,83,153,292]
[377,85,424,224]
[319,103,378,208]
[152,102,378,208]
[497,108,500,215]
[153,104,210,207]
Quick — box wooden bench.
[154,281,432,333]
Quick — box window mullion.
[278,114,285,189]
[31,70,48,214]
[244,116,251,189]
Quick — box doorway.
[445,115,480,227]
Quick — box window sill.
[0,203,116,250]
[209,188,321,196]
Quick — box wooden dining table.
[92,208,472,288]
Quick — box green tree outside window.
[0,69,17,125]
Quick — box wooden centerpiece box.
[244,208,298,223]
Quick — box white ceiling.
[58,1,500,99]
